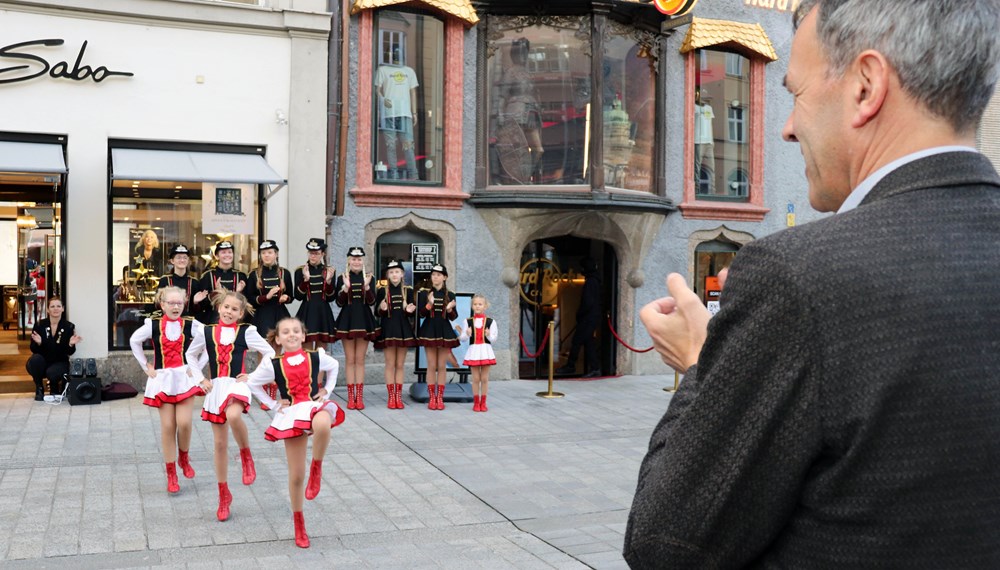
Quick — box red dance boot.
[217,482,233,521]
[386,383,395,409]
[436,384,446,410]
[395,383,405,409]
[356,382,366,410]
[305,459,323,500]
[473,395,481,412]
[239,448,256,485]
[165,462,180,494]
[293,511,310,548]
[177,449,195,479]
[480,394,488,412]
[347,384,356,410]
[427,384,436,410]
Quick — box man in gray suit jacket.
[625,0,1000,568]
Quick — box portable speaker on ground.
[68,377,102,406]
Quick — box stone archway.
[363,212,458,287]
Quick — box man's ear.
[851,50,889,128]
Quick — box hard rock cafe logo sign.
[519,258,583,307]
[652,0,699,16]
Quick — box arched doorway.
[518,236,617,379]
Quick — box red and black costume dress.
[334,271,379,341]
[416,288,460,348]
[247,348,344,441]
[129,316,203,407]
[186,322,275,423]
[246,265,294,336]
[458,316,498,366]
[293,263,337,344]
[157,273,202,317]
[198,267,249,324]
[374,283,416,349]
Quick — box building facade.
[0,0,330,376]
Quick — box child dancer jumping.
[247,317,344,548]
[130,286,203,494]
[186,290,274,521]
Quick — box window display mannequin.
[496,37,544,184]
[375,46,419,181]
[694,89,716,193]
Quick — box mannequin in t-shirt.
[694,89,716,194]
[375,47,419,181]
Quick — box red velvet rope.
[607,315,654,353]
[518,324,552,359]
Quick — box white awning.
[111,148,285,184]
[0,141,67,174]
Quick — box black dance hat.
[259,239,278,251]
[385,259,403,271]
[347,246,365,257]
[306,238,327,251]
[214,240,234,254]
[168,244,190,258]
[430,263,448,277]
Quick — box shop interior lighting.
[16,215,37,228]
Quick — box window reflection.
[374,11,444,184]
[694,49,750,200]
[602,32,656,192]
[488,19,591,186]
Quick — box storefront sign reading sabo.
[0,39,134,85]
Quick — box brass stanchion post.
[536,321,564,398]
[663,370,680,393]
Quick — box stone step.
[0,374,34,395]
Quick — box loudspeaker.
[68,377,102,406]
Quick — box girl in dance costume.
[247,317,344,548]
[456,294,498,412]
[334,247,379,410]
[129,286,203,494]
[374,259,416,409]
[416,264,459,410]
[186,289,274,521]
[293,238,337,349]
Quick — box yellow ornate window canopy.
[680,17,777,62]
[351,0,479,26]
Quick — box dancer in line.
[456,294,498,412]
[294,238,337,349]
[186,289,274,521]
[198,240,248,324]
[130,286,203,494]
[416,264,459,410]
[158,244,208,317]
[334,247,379,410]
[246,239,293,339]
[247,317,344,548]
[374,259,416,409]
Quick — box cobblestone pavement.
[0,375,676,569]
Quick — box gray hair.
[794,0,1000,133]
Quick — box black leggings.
[26,354,69,394]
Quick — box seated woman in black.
[26,296,82,401]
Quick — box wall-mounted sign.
[653,0,699,16]
[411,243,439,273]
[0,39,134,85]
[202,183,254,235]
[744,0,802,12]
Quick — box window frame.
[350,7,469,210]
[727,106,746,143]
[679,48,769,221]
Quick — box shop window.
[109,185,258,349]
[693,49,750,201]
[351,8,467,210]
[373,11,444,184]
[487,18,592,186]
[694,239,739,311]
[679,17,775,221]
[602,27,656,192]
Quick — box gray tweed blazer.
[625,152,1000,569]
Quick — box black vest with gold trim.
[270,350,322,405]
[149,317,195,369]
[203,324,250,378]
[466,317,494,345]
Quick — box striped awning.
[351,0,479,26]
[680,17,778,62]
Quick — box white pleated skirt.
[201,377,252,424]
[143,367,203,408]
[263,400,345,442]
